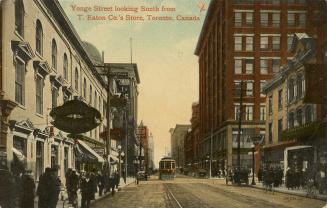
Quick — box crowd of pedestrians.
[258,166,283,190]
[0,162,123,208]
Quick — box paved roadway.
[92,175,326,208]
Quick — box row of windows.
[234,11,306,28]
[234,58,281,74]
[234,105,266,121]
[288,106,313,128]
[288,75,305,103]
[234,35,293,52]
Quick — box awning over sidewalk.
[76,139,105,163]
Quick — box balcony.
[281,122,319,141]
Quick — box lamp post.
[118,145,122,180]
[121,151,125,181]
[251,144,256,185]
[206,154,210,178]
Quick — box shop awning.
[77,140,105,163]
[12,147,25,162]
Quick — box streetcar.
[159,157,176,180]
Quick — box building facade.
[0,0,109,182]
[263,0,327,173]
[195,0,311,171]
[170,124,190,169]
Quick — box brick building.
[195,0,312,171]
[138,121,149,172]
[184,103,200,173]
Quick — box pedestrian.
[65,168,72,203]
[69,170,79,204]
[258,167,263,183]
[80,173,94,208]
[315,168,326,194]
[114,171,120,189]
[0,163,16,208]
[37,167,52,208]
[21,170,35,208]
[97,171,105,196]
[49,168,61,208]
[90,169,98,200]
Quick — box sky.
[59,0,209,167]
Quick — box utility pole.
[209,130,213,179]
[237,80,244,170]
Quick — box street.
[92,175,326,208]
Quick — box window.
[15,0,24,37]
[89,85,93,104]
[234,81,242,97]
[299,13,306,27]
[288,79,295,102]
[278,89,283,110]
[74,68,79,91]
[288,112,294,128]
[260,81,266,97]
[246,82,254,96]
[36,20,43,55]
[51,39,57,70]
[287,35,293,51]
[260,36,269,50]
[272,36,280,51]
[246,36,253,51]
[261,13,269,27]
[52,87,58,108]
[278,119,283,142]
[83,78,87,98]
[288,13,295,26]
[235,59,242,74]
[234,36,242,51]
[235,12,242,27]
[272,59,281,73]
[245,12,253,26]
[272,13,280,27]
[245,106,254,121]
[268,95,273,114]
[260,59,269,74]
[245,59,254,74]
[305,106,313,123]
[297,74,304,98]
[235,105,240,121]
[297,109,303,126]
[36,76,43,114]
[63,54,68,80]
[268,123,273,143]
[15,59,25,105]
[260,105,266,121]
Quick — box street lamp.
[251,144,256,185]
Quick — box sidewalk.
[34,177,135,208]
[251,181,327,201]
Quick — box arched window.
[15,0,24,37]
[36,20,43,55]
[83,78,87,98]
[74,68,79,91]
[52,39,57,69]
[63,53,68,80]
[94,91,97,107]
[89,85,92,103]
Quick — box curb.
[250,185,327,201]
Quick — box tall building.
[138,121,150,172]
[0,0,108,182]
[195,0,311,170]
[184,102,200,173]
[170,124,190,169]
